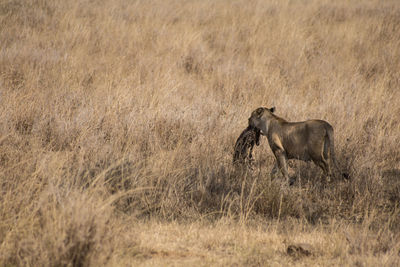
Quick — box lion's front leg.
[274,150,289,184]
[270,162,279,178]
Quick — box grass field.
[1,0,400,265]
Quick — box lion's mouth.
[256,127,266,136]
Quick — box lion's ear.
[256,107,264,116]
[270,107,275,113]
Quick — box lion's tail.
[327,126,349,180]
[326,127,338,169]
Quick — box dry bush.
[1,0,400,265]
[0,176,120,266]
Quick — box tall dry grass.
[1,0,400,265]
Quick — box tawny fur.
[248,107,340,183]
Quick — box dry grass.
[1,0,400,265]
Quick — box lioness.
[249,107,340,183]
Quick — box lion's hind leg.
[315,158,332,182]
